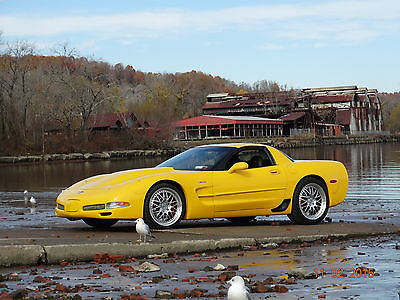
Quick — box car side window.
[225,148,274,170]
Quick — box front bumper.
[55,197,142,220]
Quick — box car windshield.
[157,146,234,171]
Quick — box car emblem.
[77,191,85,194]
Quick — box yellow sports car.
[55,143,348,228]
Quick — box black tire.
[144,182,186,229]
[288,177,329,225]
[83,218,118,228]
[227,216,255,224]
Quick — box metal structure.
[201,86,383,136]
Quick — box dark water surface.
[0,143,399,228]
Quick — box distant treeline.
[379,93,400,133]
[0,41,399,155]
[0,41,289,155]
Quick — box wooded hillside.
[1,41,397,155]
[0,42,244,154]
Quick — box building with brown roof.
[87,112,140,130]
[301,86,383,134]
[201,86,383,136]
[203,92,294,118]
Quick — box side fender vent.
[271,198,291,212]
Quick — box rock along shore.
[0,134,399,164]
[0,149,181,164]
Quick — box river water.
[0,143,399,228]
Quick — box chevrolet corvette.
[55,143,348,228]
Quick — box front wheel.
[83,218,118,228]
[288,178,329,225]
[144,183,186,229]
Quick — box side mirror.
[228,162,248,173]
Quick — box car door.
[212,147,287,214]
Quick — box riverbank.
[0,149,181,164]
[0,134,399,164]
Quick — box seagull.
[227,276,251,300]
[23,190,29,204]
[29,196,37,206]
[135,218,155,243]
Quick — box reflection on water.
[0,157,164,192]
[240,247,351,271]
[241,249,303,270]
[239,246,354,272]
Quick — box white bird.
[135,218,155,243]
[29,196,37,206]
[227,276,251,300]
[23,190,29,204]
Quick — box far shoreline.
[0,134,399,165]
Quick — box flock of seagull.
[134,218,250,299]
[18,192,250,299]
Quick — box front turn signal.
[106,202,130,209]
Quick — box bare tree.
[52,41,79,58]
[0,41,36,144]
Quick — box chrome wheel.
[298,183,327,220]
[148,186,183,227]
[288,177,329,225]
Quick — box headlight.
[106,202,130,209]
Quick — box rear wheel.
[83,218,118,228]
[227,216,255,224]
[288,177,329,225]
[144,183,186,229]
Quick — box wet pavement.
[1,235,399,299]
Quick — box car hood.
[67,167,175,191]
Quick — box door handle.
[270,169,279,174]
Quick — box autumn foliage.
[0,42,239,155]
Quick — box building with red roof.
[172,115,283,140]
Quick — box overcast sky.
[1,0,400,92]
